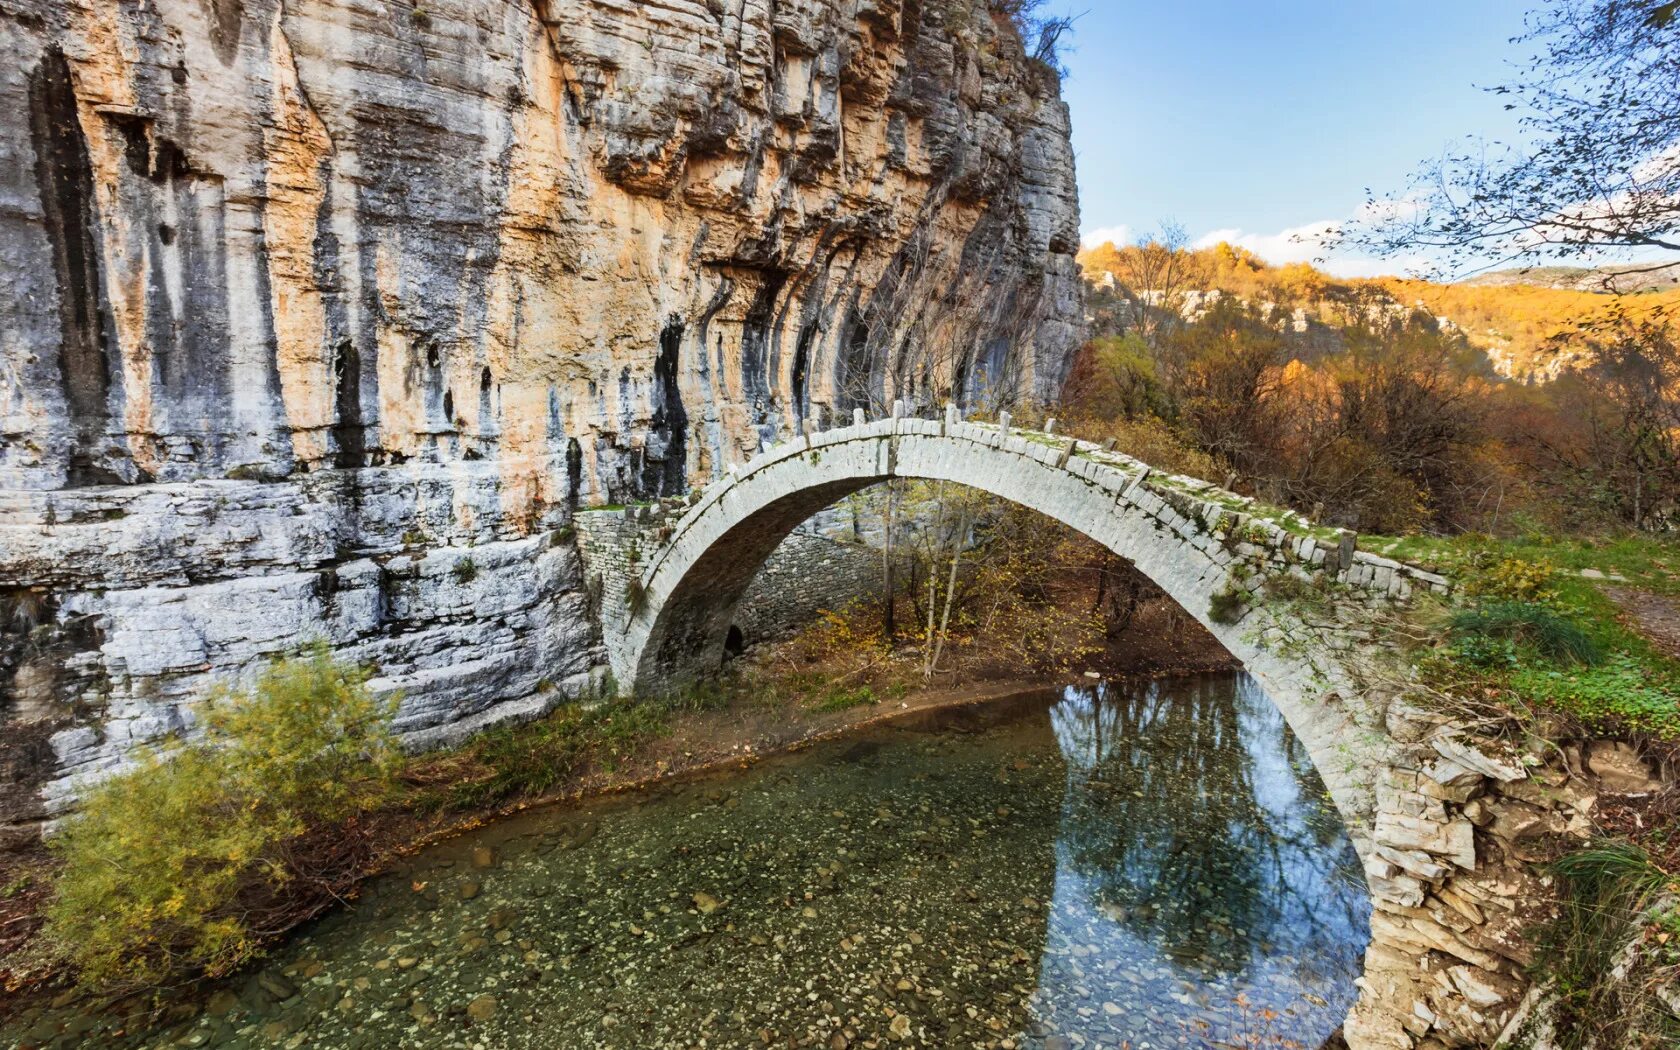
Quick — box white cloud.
[1192,220,1339,264]
[1079,224,1132,249]
[1192,218,1431,279]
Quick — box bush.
[1451,601,1602,666]
[1463,554,1560,605]
[44,646,402,992]
[1208,585,1247,625]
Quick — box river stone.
[256,972,297,1001]
[692,891,723,915]
[205,991,239,1017]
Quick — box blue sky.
[1053,0,1537,275]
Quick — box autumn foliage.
[1073,241,1680,535]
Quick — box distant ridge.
[1078,240,1680,381]
[1460,261,1680,294]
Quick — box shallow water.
[12,672,1369,1050]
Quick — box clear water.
[10,672,1368,1050]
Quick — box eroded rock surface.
[0,0,1082,827]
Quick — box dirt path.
[1607,586,1680,659]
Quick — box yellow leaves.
[43,644,402,993]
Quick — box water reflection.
[4,673,1367,1050]
[1031,673,1369,1048]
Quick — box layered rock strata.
[0,0,1083,836]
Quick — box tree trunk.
[927,507,970,680]
[882,480,897,644]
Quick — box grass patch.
[1533,841,1680,1050]
[813,684,877,712]
[1511,657,1680,739]
[1386,534,1680,740]
[430,680,740,812]
[1368,532,1680,596]
[437,699,671,811]
[1451,601,1602,666]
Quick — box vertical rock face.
[2,0,1081,496]
[0,0,1082,835]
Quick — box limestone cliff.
[0,0,1083,839]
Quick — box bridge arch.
[605,413,1449,846]
[585,413,1535,1049]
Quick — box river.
[9,671,1369,1050]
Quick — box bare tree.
[1108,223,1212,348]
[1348,0,1680,278]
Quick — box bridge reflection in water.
[1034,673,1370,1048]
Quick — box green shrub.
[1463,554,1559,605]
[1451,601,1602,666]
[452,557,478,584]
[44,646,402,992]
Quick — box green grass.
[1388,533,1680,740]
[1532,841,1680,1050]
[813,684,877,712]
[1451,602,1603,665]
[1368,532,1680,596]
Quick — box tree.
[1063,333,1169,421]
[1166,299,1289,471]
[1545,316,1680,527]
[1350,0,1680,278]
[1106,223,1212,348]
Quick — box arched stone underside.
[583,416,1541,1050]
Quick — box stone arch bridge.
[578,408,1538,1050]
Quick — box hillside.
[1078,241,1680,380]
[1463,262,1680,294]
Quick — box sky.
[1052,0,1538,276]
